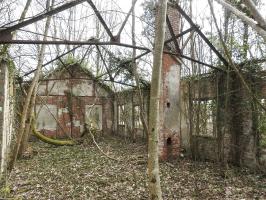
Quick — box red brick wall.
[159,128,180,160]
[36,95,113,138]
[35,65,114,139]
[159,54,181,160]
[158,2,181,161]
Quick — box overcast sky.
[3,0,266,81]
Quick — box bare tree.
[8,0,54,171]
[243,0,266,30]
[147,0,168,199]
[131,0,149,140]
[214,0,266,42]
[0,0,33,183]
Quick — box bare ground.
[4,135,266,200]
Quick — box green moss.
[56,54,88,70]
[0,55,16,79]
[0,184,11,197]
[7,58,16,75]
[259,114,266,148]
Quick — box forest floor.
[4,135,266,200]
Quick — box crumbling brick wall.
[159,2,181,160]
[180,71,266,169]
[159,53,181,160]
[115,88,149,141]
[35,64,114,138]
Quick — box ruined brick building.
[179,71,266,169]
[33,3,183,162]
[33,3,266,169]
[115,3,182,161]
[35,63,114,138]
[1,2,265,172]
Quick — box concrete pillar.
[0,59,13,179]
[0,61,6,152]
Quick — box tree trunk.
[8,0,54,172]
[214,0,266,42]
[223,8,231,43]
[147,0,168,199]
[0,1,33,182]
[131,0,149,141]
[243,0,266,30]
[18,84,37,157]
[242,22,249,59]
[31,116,76,146]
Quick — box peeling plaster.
[58,108,69,115]
[72,80,93,96]
[48,80,69,95]
[73,120,80,127]
[36,105,57,131]
[163,64,180,131]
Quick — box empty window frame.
[118,105,125,125]
[134,105,143,129]
[192,99,216,137]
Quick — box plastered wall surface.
[35,65,113,138]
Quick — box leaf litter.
[5,136,266,199]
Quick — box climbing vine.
[258,99,266,148]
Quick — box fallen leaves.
[4,136,266,199]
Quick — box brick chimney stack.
[158,1,181,160]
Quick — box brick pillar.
[158,2,181,160]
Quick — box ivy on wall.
[259,99,266,148]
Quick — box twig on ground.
[88,128,121,162]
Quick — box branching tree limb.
[214,0,266,42]
[243,0,266,30]
[8,0,54,172]
[209,0,266,113]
